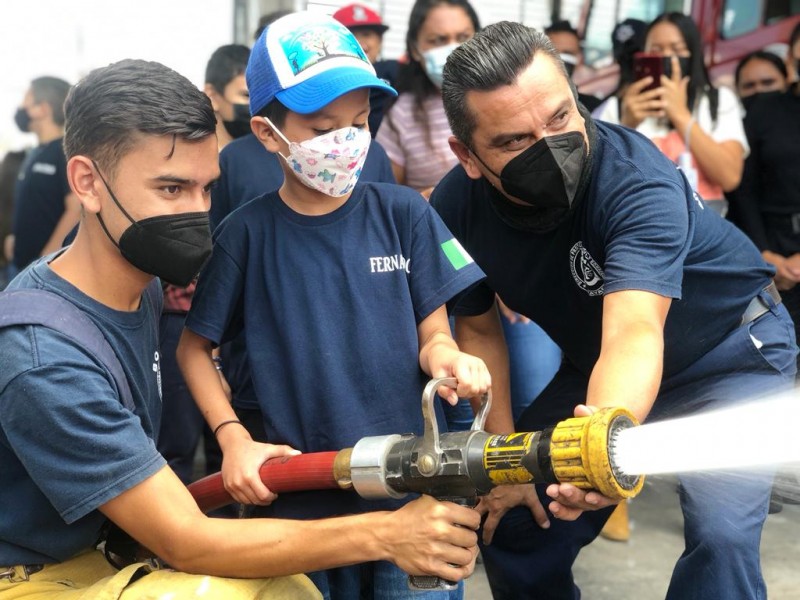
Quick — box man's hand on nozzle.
[542,403,620,520]
[545,483,618,521]
[379,495,479,582]
[477,483,549,545]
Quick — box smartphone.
[633,53,670,92]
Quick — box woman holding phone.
[595,12,747,216]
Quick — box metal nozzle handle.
[418,377,491,477]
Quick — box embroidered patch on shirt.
[570,241,604,296]
[441,238,474,271]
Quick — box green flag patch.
[441,238,474,270]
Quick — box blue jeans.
[501,313,562,422]
[307,561,463,600]
[482,300,797,600]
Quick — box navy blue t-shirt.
[0,256,165,565]
[211,135,396,412]
[187,182,484,518]
[430,121,774,378]
[210,133,395,228]
[11,138,71,269]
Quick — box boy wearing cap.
[178,11,492,599]
[333,3,399,135]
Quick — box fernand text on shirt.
[370,255,411,274]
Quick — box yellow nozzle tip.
[550,407,644,501]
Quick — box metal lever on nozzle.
[408,376,491,592]
[415,376,491,477]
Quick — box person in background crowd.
[0,150,26,289]
[544,20,602,112]
[254,9,293,41]
[9,77,78,274]
[204,45,252,149]
[592,18,647,120]
[333,3,400,136]
[599,12,747,218]
[788,21,800,83]
[735,50,789,106]
[376,0,479,197]
[730,47,800,515]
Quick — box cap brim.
[276,67,397,114]
[349,24,389,34]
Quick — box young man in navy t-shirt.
[429,21,797,600]
[179,12,489,599]
[0,58,481,599]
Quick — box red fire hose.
[187,451,345,513]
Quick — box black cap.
[612,19,646,62]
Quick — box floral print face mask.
[264,117,371,197]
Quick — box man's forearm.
[586,321,664,423]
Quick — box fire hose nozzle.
[519,407,645,501]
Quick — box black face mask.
[223,103,252,139]
[741,90,783,112]
[14,107,31,133]
[93,163,213,287]
[474,104,597,233]
[665,56,692,80]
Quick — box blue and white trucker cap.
[247,11,397,116]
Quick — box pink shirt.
[376,93,459,191]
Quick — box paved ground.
[465,474,800,599]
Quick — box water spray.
[610,390,800,477]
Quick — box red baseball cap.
[333,4,389,33]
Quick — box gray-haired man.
[431,20,796,600]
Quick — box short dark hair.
[30,76,71,126]
[735,50,788,88]
[254,9,293,41]
[205,44,251,95]
[544,20,579,39]
[63,59,216,178]
[256,98,290,129]
[442,21,566,146]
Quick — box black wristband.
[213,419,243,437]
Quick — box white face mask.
[264,118,372,197]
[422,43,460,88]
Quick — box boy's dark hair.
[735,51,788,88]
[256,98,290,129]
[63,59,216,178]
[30,76,71,126]
[442,21,565,147]
[205,44,251,95]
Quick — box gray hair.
[442,21,570,146]
[63,59,216,178]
